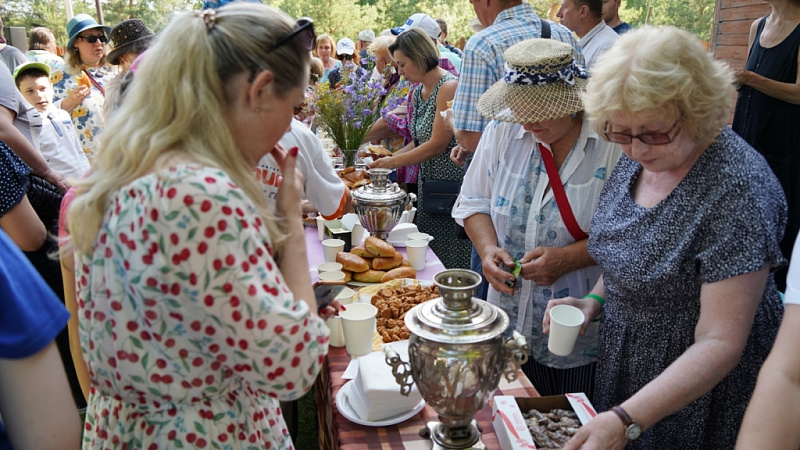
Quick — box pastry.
[365,236,395,257]
[353,269,386,283]
[380,267,416,282]
[372,253,403,271]
[336,252,370,273]
[350,245,373,258]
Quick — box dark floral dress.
[411,73,471,269]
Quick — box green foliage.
[622,0,714,41]
[1,0,714,51]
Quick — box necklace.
[767,19,787,47]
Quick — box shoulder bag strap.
[538,143,588,241]
[82,68,106,97]
[541,19,551,39]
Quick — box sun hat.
[470,17,485,33]
[357,29,375,43]
[66,14,111,51]
[477,39,589,124]
[12,61,51,81]
[336,37,355,55]
[107,19,154,65]
[391,13,441,40]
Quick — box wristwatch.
[611,405,642,441]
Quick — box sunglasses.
[249,18,316,83]
[267,18,316,53]
[77,34,108,44]
[602,121,680,146]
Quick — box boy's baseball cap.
[13,61,51,81]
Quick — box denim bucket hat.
[66,14,111,51]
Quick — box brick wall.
[712,0,771,120]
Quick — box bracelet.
[584,293,605,307]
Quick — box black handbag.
[421,179,461,215]
[26,174,63,232]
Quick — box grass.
[295,391,319,449]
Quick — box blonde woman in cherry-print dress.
[65,5,333,448]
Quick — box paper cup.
[319,271,345,282]
[335,287,356,304]
[317,216,326,241]
[339,303,378,357]
[322,238,345,263]
[317,262,343,273]
[548,305,585,356]
[326,316,346,347]
[405,239,428,271]
[407,232,430,242]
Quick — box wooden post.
[95,0,104,25]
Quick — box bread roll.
[373,253,403,270]
[401,259,412,267]
[342,270,352,283]
[365,236,396,257]
[380,267,416,282]
[350,245,373,258]
[335,252,370,273]
[353,269,386,283]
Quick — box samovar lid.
[351,168,407,205]
[405,269,509,344]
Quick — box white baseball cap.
[391,13,441,40]
[357,29,375,43]
[336,37,355,55]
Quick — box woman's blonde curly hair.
[584,25,734,143]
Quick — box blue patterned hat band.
[503,61,589,87]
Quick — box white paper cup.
[326,316,346,347]
[322,238,345,263]
[335,287,356,304]
[548,305,585,356]
[317,216,326,241]
[407,232,430,242]
[317,262,343,273]
[351,223,365,247]
[405,239,428,271]
[319,271,345,282]
[339,303,378,357]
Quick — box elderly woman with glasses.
[51,14,118,161]
[544,26,786,450]
[64,4,330,448]
[453,38,621,400]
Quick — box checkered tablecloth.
[316,345,539,449]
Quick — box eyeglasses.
[77,34,108,44]
[603,121,681,145]
[267,18,316,53]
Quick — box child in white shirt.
[14,62,89,180]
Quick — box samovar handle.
[383,347,415,397]
[502,331,529,382]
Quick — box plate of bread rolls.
[335,236,417,286]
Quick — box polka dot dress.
[0,140,31,217]
[588,128,786,449]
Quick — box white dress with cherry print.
[76,164,329,449]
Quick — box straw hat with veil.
[477,38,588,124]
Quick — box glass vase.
[342,148,358,168]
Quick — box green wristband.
[584,294,605,307]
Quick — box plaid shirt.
[453,2,584,133]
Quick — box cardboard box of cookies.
[492,394,597,450]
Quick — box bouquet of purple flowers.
[311,63,387,167]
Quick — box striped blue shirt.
[453,2,584,133]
